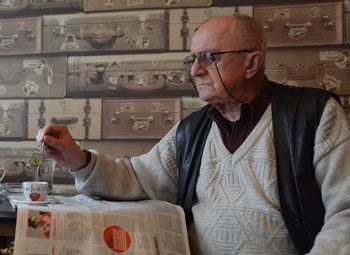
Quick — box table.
[0,195,16,249]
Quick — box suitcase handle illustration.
[276,62,326,80]
[51,117,79,125]
[130,115,154,133]
[0,33,19,50]
[76,29,125,49]
[284,22,312,40]
[121,73,165,92]
[167,71,186,86]
[110,113,154,133]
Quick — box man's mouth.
[197,83,211,86]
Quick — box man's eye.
[184,56,195,63]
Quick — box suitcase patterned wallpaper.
[0,0,349,183]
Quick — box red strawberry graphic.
[30,193,41,201]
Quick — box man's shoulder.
[176,104,213,144]
[179,104,212,128]
[270,81,337,99]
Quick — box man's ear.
[245,52,264,79]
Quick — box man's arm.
[70,124,179,203]
[310,97,350,254]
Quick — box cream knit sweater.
[72,98,350,255]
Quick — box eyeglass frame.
[183,49,253,72]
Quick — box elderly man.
[37,15,350,254]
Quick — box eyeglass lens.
[184,51,215,72]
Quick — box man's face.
[190,23,246,105]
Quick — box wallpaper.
[0,0,348,185]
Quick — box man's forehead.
[191,29,234,53]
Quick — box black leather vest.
[176,82,337,254]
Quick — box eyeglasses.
[183,49,253,72]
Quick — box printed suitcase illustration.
[28,98,101,140]
[211,0,335,5]
[254,1,343,47]
[43,10,167,54]
[67,52,196,98]
[29,0,82,10]
[345,0,350,44]
[181,96,207,119]
[0,99,27,139]
[102,98,181,139]
[0,141,36,182]
[0,16,41,56]
[83,0,212,12]
[0,56,67,98]
[169,6,253,50]
[265,46,350,95]
[0,0,28,12]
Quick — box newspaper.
[13,194,190,255]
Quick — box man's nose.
[191,58,206,77]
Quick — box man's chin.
[198,93,213,103]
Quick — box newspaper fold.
[14,194,190,255]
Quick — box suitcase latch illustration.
[320,14,334,29]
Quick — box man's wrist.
[78,150,91,170]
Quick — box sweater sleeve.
[309,97,350,254]
[70,124,179,203]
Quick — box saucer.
[8,195,61,207]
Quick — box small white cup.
[23,181,48,201]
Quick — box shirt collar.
[207,78,272,130]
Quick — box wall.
[0,0,349,185]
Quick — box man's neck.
[214,103,242,122]
[213,76,268,122]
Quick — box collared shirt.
[208,80,272,153]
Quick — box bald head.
[194,15,266,55]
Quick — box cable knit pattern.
[314,97,350,165]
[308,98,350,255]
[73,98,350,255]
[188,105,298,255]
